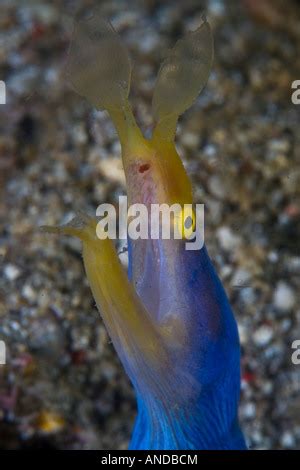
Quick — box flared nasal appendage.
[66,13,131,111]
[152,17,213,141]
[65,11,145,153]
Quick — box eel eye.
[174,206,196,240]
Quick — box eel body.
[43,13,247,450]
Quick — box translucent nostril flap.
[152,19,213,124]
[66,12,131,111]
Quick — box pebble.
[20,4,59,26]
[253,325,274,347]
[242,402,256,419]
[267,138,290,156]
[208,175,227,199]
[8,66,40,96]
[203,143,217,157]
[273,282,296,312]
[231,268,251,287]
[4,264,21,281]
[280,431,295,448]
[36,410,65,434]
[220,265,232,279]
[180,132,200,150]
[206,199,222,223]
[261,381,273,396]
[216,226,242,251]
[22,284,36,303]
[137,31,160,54]
[208,0,225,16]
[237,323,247,345]
[267,251,279,263]
[72,123,88,146]
[112,12,139,30]
[97,157,126,185]
[289,257,300,272]
[239,287,256,305]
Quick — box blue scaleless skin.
[42,12,247,450]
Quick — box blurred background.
[0,0,300,450]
